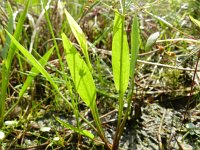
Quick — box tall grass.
[0,0,30,127]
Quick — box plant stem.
[91,104,111,149]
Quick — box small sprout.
[40,127,51,132]
[0,131,5,140]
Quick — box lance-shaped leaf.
[112,12,130,94]
[64,9,92,70]
[62,33,96,107]
[130,15,140,77]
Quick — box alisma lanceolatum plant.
[6,3,140,150]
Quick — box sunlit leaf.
[62,33,96,107]
[64,9,92,70]
[112,12,130,94]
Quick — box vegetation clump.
[0,0,199,149]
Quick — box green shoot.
[112,10,130,150]
[112,14,140,150]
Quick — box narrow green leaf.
[5,30,60,96]
[0,0,30,127]
[1,2,13,59]
[112,12,130,94]
[145,32,160,52]
[19,46,54,97]
[189,16,200,28]
[3,47,54,119]
[130,15,140,77]
[62,33,96,107]
[56,117,94,139]
[64,9,92,70]
[6,0,31,69]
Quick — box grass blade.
[6,31,57,91]
[4,47,54,118]
[190,16,200,28]
[6,0,31,69]
[55,117,94,139]
[1,3,13,59]
[112,11,130,95]
[0,0,30,127]
[5,30,72,109]
[19,46,54,97]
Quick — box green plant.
[61,3,140,149]
[111,4,140,150]
[5,1,140,149]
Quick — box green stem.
[91,104,111,149]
